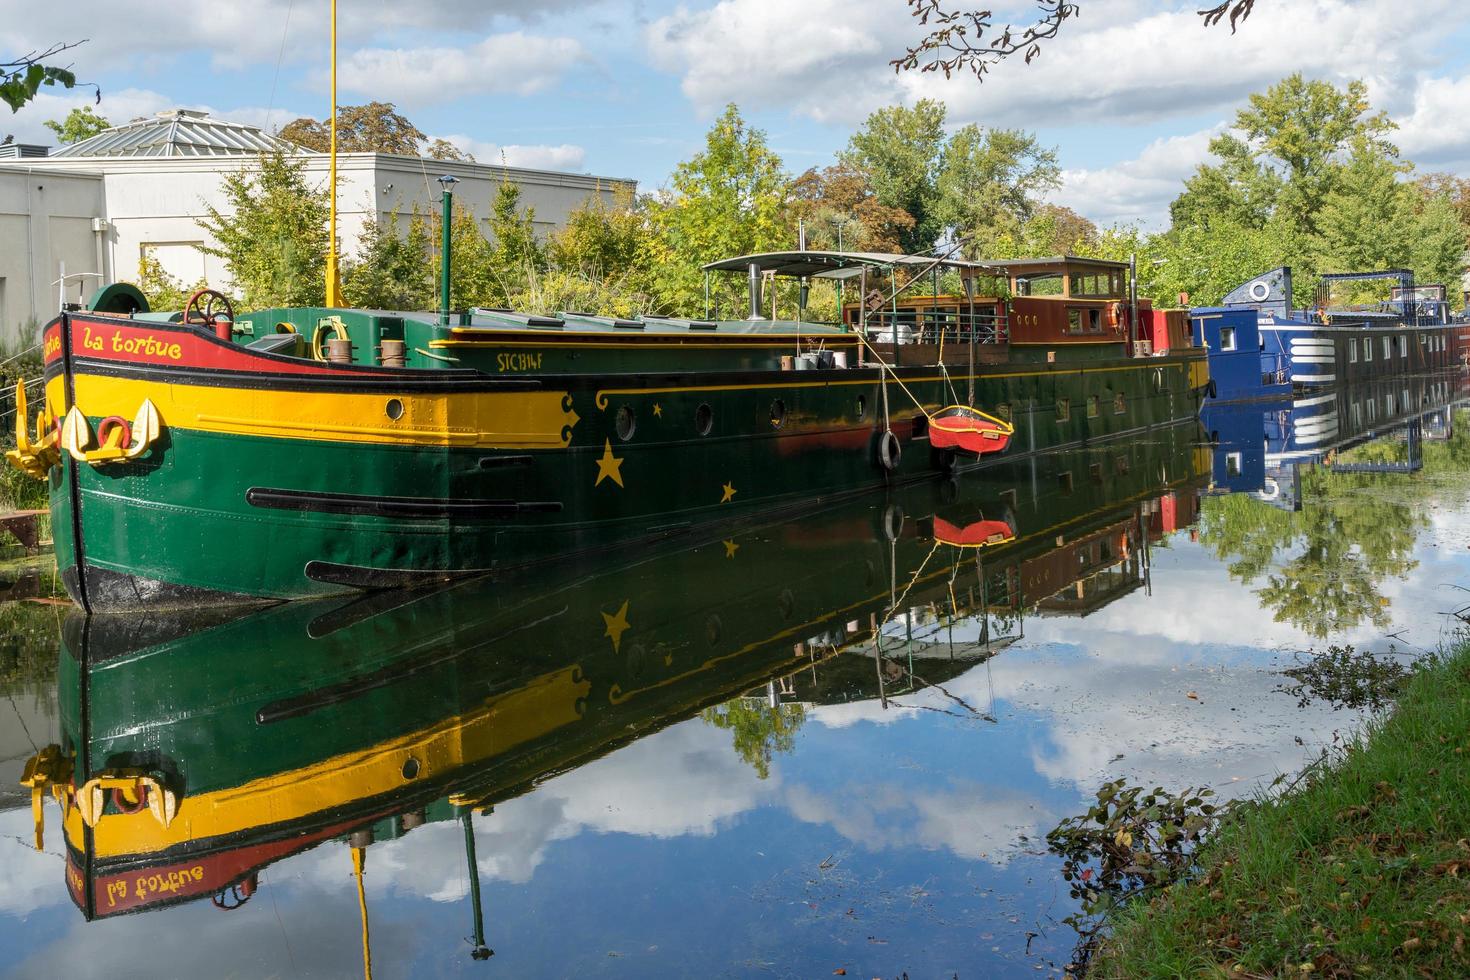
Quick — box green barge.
[8,251,1208,610]
[24,424,1209,921]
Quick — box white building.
[0,110,632,347]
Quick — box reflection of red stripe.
[67,815,373,918]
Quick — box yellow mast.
[325,0,341,307]
[353,845,373,980]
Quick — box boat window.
[1219,326,1237,351]
[1349,342,1357,363]
[1115,455,1130,475]
[1087,395,1100,418]
[1382,336,1392,359]
[616,405,637,442]
[1056,398,1071,422]
[1017,274,1065,297]
[769,399,787,429]
[856,395,866,421]
[1225,452,1242,477]
[1114,392,1127,415]
[995,403,1011,421]
[1399,335,1408,357]
[1088,309,1102,333]
[1089,462,1104,483]
[1058,471,1074,494]
[695,403,713,436]
[1364,338,1373,361]
[1067,309,1085,335]
[1070,273,1122,299]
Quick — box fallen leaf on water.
[833,970,846,976]
[1186,691,1199,701]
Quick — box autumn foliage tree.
[279,102,472,160]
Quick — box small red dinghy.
[930,515,1018,549]
[927,406,1014,457]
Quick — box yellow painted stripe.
[70,374,579,449]
[70,666,589,860]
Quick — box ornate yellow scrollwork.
[58,398,163,466]
[3,381,60,479]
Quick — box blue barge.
[1193,267,1461,403]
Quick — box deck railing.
[862,309,1009,346]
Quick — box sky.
[3,0,1470,231]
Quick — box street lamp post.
[438,174,459,326]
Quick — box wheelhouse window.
[1056,398,1071,422]
[1087,394,1101,418]
[1067,309,1085,335]
[1016,274,1065,297]
[1219,326,1237,351]
[1114,392,1127,414]
[1088,309,1103,333]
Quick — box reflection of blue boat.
[1202,374,1466,505]
[1193,268,1460,402]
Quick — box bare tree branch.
[893,0,1260,81]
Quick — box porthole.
[616,405,636,441]
[385,398,404,421]
[769,399,787,429]
[857,395,867,420]
[776,588,795,621]
[401,757,420,780]
[695,403,713,436]
[705,614,723,646]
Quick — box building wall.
[0,168,106,348]
[0,153,632,342]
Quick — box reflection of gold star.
[601,600,631,652]
[722,539,739,559]
[594,439,624,488]
[652,403,663,417]
[720,482,736,503]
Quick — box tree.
[892,1,1257,81]
[2,41,96,112]
[1310,139,1415,276]
[647,104,789,314]
[841,99,947,254]
[784,163,916,254]
[44,105,109,144]
[278,102,472,160]
[935,124,1059,254]
[700,697,807,779]
[341,210,435,311]
[197,151,329,309]
[134,253,194,312]
[1409,190,1469,302]
[1415,173,1470,234]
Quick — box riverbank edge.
[1093,638,1470,978]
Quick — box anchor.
[3,381,60,479]
[59,398,163,466]
[73,769,180,830]
[19,745,73,851]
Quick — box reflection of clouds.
[784,782,1055,865]
[0,806,65,918]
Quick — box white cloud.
[647,0,1470,134]
[1394,73,1470,171]
[1048,126,1221,229]
[336,34,587,107]
[437,135,588,172]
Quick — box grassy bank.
[1095,641,1470,978]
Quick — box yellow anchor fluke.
[74,779,107,829]
[3,382,59,479]
[147,780,180,828]
[11,379,28,450]
[127,399,161,460]
[60,405,94,463]
[20,745,72,851]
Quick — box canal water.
[3,385,1468,979]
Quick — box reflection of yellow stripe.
[69,666,589,860]
[70,374,578,449]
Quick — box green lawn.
[1095,640,1470,978]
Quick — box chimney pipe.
[747,263,763,320]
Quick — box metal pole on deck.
[464,812,493,961]
[438,175,459,326]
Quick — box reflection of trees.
[1200,413,1470,638]
[0,602,61,699]
[701,698,808,779]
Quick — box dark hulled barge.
[9,251,1208,610]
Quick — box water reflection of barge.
[19,423,1207,935]
[1202,372,1466,503]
